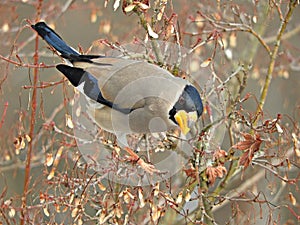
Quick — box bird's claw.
[136,158,160,175]
[123,147,160,174]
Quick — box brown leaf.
[239,151,252,168]
[185,189,191,202]
[213,149,227,161]
[288,192,296,206]
[183,163,197,180]
[206,165,227,185]
[233,132,263,168]
[206,166,216,185]
[200,58,212,67]
[242,132,254,140]
[232,140,253,150]
[215,165,227,178]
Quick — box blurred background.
[0,1,299,224]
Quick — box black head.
[169,84,203,123]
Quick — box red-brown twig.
[0,54,55,69]
[20,1,43,224]
[0,102,8,130]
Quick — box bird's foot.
[136,157,160,175]
[124,147,160,175]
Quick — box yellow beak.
[174,110,198,135]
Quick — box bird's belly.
[87,106,176,134]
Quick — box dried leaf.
[62,206,68,213]
[25,134,31,142]
[165,24,174,39]
[225,49,233,60]
[183,163,197,180]
[206,165,227,185]
[157,6,165,21]
[164,193,175,203]
[147,23,158,38]
[40,193,45,203]
[122,188,134,204]
[99,209,106,224]
[43,206,50,217]
[176,191,183,204]
[98,181,106,191]
[286,159,291,170]
[213,149,227,161]
[99,210,114,224]
[14,136,26,154]
[279,69,289,79]
[78,218,83,225]
[138,2,150,10]
[4,153,10,161]
[233,140,253,150]
[233,133,261,150]
[113,0,121,11]
[124,4,135,13]
[123,192,130,204]
[151,204,161,223]
[2,23,9,32]
[91,10,97,23]
[47,146,64,180]
[71,207,78,218]
[104,0,108,8]
[66,114,74,129]
[252,15,257,23]
[229,33,237,47]
[206,166,216,185]
[288,192,296,205]
[124,214,129,224]
[218,39,224,49]
[4,199,12,206]
[74,197,81,207]
[190,59,200,72]
[200,58,211,67]
[251,67,260,79]
[275,123,283,133]
[239,151,254,168]
[46,153,54,167]
[55,203,60,213]
[138,188,145,208]
[114,145,121,155]
[233,133,263,168]
[114,203,123,218]
[185,189,191,202]
[75,105,81,117]
[8,208,15,218]
[153,182,160,196]
[215,165,227,178]
[101,21,111,34]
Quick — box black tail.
[31,22,79,57]
[31,22,103,62]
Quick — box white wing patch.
[76,81,85,94]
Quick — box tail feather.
[32,22,110,64]
[31,22,80,57]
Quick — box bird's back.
[75,57,188,109]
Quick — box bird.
[31,21,203,174]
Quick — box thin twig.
[0,102,9,129]
[0,54,55,68]
[254,1,298,125]
[20,1,43,224]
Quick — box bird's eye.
[179,96,185,105]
